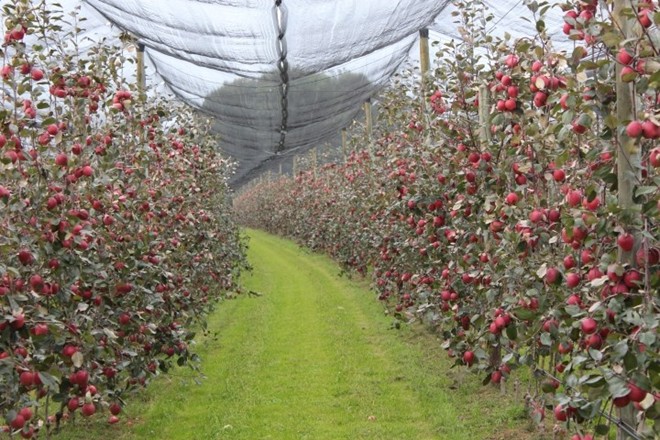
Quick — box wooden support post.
[136,42,146,99]
[364,99,373,140]
[292,157,297,176]
[341,128,348,163]
[279,163,283,176]
[614,2,640,439]
[419,28,431,95]
[312,148,318,179]
[478,85,491,149]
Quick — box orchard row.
[235,1,659,439]
[1,1,244,438]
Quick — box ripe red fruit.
[18,250,34,266]
[585,333,603,349]
[636,247,659,266]
[617,48,634,65]
[10,414,25,430]
[505,192,519,205]
[617,233,634,252]
[29,274,44,292]
[558,341,573,354]
[109,403,122,415]
[638,9,652,27]
[533,92,548,107]
[552,169,566,182]
[623,270,642,288]
[613,394,630,407]
[626,120,643,138]
[628,383,647,402]
[566,190,582,207]
[62,345,77,357]
[563,255,576,270]
[81,403,96,417]
[544,267,561,285]
[18,408,32,421]
[31,323,49,336]
[650,148,660,167]
[491,370,502,384]
[461,350,476,367]
[580,317,597,334]
[642,122,659,140]
[108,415,120,424]
[621,65,637,81]
[505,54,519,68]
[19,371,35,387]
[55,153,68,167]
[529,210,545,223]
[67,397,79,412]
[566,272,580,288]
[553,404,567,421]
[504,98,516,111]
[571,122,587,134]
[11,313,25,329]
[30,68,44,81]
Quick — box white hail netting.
[77,0,451,185]
[50,1,571,185]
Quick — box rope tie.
[273,0,289,153]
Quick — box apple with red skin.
[11,313,25,330]
[626,120,643,137]
[566,272,580,288]
[463,351,475,366]
[10,414,25,430]
[581,317,597,334]
[628,383,647,402]
[613,394,630,407]
[617,48,634,65]
[109,403,122,416]
[18,250,34,266]
[19,371,36,387]
[544,267,561,285]
[553,404,568,421]
[617,233,634,252]
[62,345,78,357]
[650,148,660,167]
[81,403,96,417]
[67,397,79,412]
[558,341,573,354]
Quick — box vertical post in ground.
[478,85,491,149]
[613,2,640,439]
[136,42,146,99]
[341,128,348,163]
[364,99,373,140]
[419,28,431,95]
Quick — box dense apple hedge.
[235,1,659,438]
[1,1,245,437]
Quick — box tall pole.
[419,28,431,94]
[613,2,639,439]
[364,99,373,140]
[341,128,348,163]
[478,85,491,149]
[136,42,146,99]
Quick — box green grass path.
[61,229,529,440]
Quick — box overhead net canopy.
[74,0,575,186]
[79,0,451,185]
